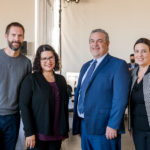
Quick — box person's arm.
[106,61,131,139]
[27,59,32,74]
[19,74,35,137]
[63,77,69,130]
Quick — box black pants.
[133,131,150,150]
[28,140,62,150]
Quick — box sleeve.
[107,61,131,130]
[128,68,137,131]
[27,59,32,74]
[61,76,69,131]
[19,74,36,137]
[128,95,132,131]
[63,77,69,114]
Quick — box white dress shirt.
[77,53,108,118]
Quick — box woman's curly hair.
[33,44,60,73]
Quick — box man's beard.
[8,40,22,51]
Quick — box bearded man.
[0,22,31,150]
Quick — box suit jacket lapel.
[76,61,92,94]
[131,67,138,90]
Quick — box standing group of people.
[0,22,69,150]
[0,22,31,150]
[0,21,150,150]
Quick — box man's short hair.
[89,29,109,43]
[5,22,25,35]
[130,54,134,57]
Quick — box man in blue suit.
[72,29,130,150]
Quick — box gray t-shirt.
[0,49,31,115]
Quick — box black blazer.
[128,66,150,131]
[19,72,69,137]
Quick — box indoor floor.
[61,116,135,150]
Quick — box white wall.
[1,0,150,76]
[0,0,35,55]
[61,0,150,75]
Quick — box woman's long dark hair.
[33,44,60,73]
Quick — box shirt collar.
[92,53,108,65]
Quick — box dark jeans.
[27,140,62,150]
[0,113,20,150]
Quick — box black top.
[131,67,150,132]
[19,72,69,137]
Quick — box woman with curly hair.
[19,44,69,150]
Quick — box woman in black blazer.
[129,38,150,150]
[19,45,69,150]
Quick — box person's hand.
[26,135,36,149]
[105,126,117,140]
[129,68,132,71]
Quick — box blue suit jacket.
[72,54,131,135]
